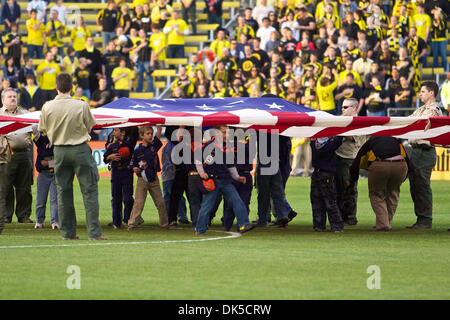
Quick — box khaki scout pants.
[368,161,408,230]
[54,143,102,239]
[128,176,168,228]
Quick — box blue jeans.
[82,89,91,100]
[27,45,43,59]
[162,179,188,221]
[102,31,116,48]
[431,40,448,72]
[367,109,386,117]
[137,61,154,92]
[35,170,58,224]
[196,179,249,234]
[167,45,185,59]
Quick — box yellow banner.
[431,147,450,180]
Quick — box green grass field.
[1,177,449,300]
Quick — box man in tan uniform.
[335,98,367,225]
[38,73,106,240]
[406,80,443,229]
[0,133,12,234]
[0,88,34,224]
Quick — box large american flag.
[1,97,450,146]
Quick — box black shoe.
[288,210,298,222]
[314,227,326,232]
[274,216,289,228]
[178,219,191,224]
[406,223,432,229]
[239,223,256,233]
[18,218,34,224]
[169,221,177,227]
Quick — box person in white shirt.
[27,0,47,22]
[52,0,68,24]
[256,17,276,51]
[252,0,274,26]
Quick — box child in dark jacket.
[33,131,59,229]
[310,136,344,232]
[103,127,135,228]
[127,125,168,230]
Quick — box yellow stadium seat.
[185,35,208,43]
[165,58,188,65]
[129,92,154,99]
[152,69,177,77]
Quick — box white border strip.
[0,230,242,249]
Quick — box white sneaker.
[51,222,60,230]
[34,223,44,229]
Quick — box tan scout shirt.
[336,135,368,159]
[0,106,32,150]
[409,101,442,146]
[38,94,96,146]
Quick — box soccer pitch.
[1,177,449,300]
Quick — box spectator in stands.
[27,0,47,22]
[46,9,66,57]
[2,0,21,34]
[364,61,385,89]
[412,2,431,44]
[90,77,117,109]
[364,75,390,116]
[97,0,120,48]
[79,36,103,93]
[235,15,255,41]
[181,0,196,35]
[352,48,373,83]
[244,7,258,35]
[134,28,154,93]
[151,0,173,29]
[101,40,121,89]
[18,57,36,86]
[119,4,132,35]
[210,28,230,60]
[394,46,415,86]
[252,0,275,26]
[74,57,93,100]
[394,75,417,116]
[52,0,68,24]
[335,73,363,113]
[3,56,18,88]
[256,17,276,52]
[36,51,61,103]
[440,73,450,115]
[204,0,223,25]
[2,22,23,69]
[164,11,190,59]
[19,74,44,112]
[111,56,134,98]
[385,66,401,110]
[317,71,338,114]
[430,7,447,72]
[26,9,45,59]
[70,16,91,56]
[149,23,167,71]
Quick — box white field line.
[0,230,242,249]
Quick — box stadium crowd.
[0,0,449,237]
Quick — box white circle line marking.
[0,230,242,249]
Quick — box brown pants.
[128,177,168,228]
[368,161,408,230]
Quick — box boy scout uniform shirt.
[38,94,96,146]
[131,137,163,180]
[0,106,32,150]
[336,136,367,160]
[408,101,442,146]
[201,138,235,185]
[103,138,134,169]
